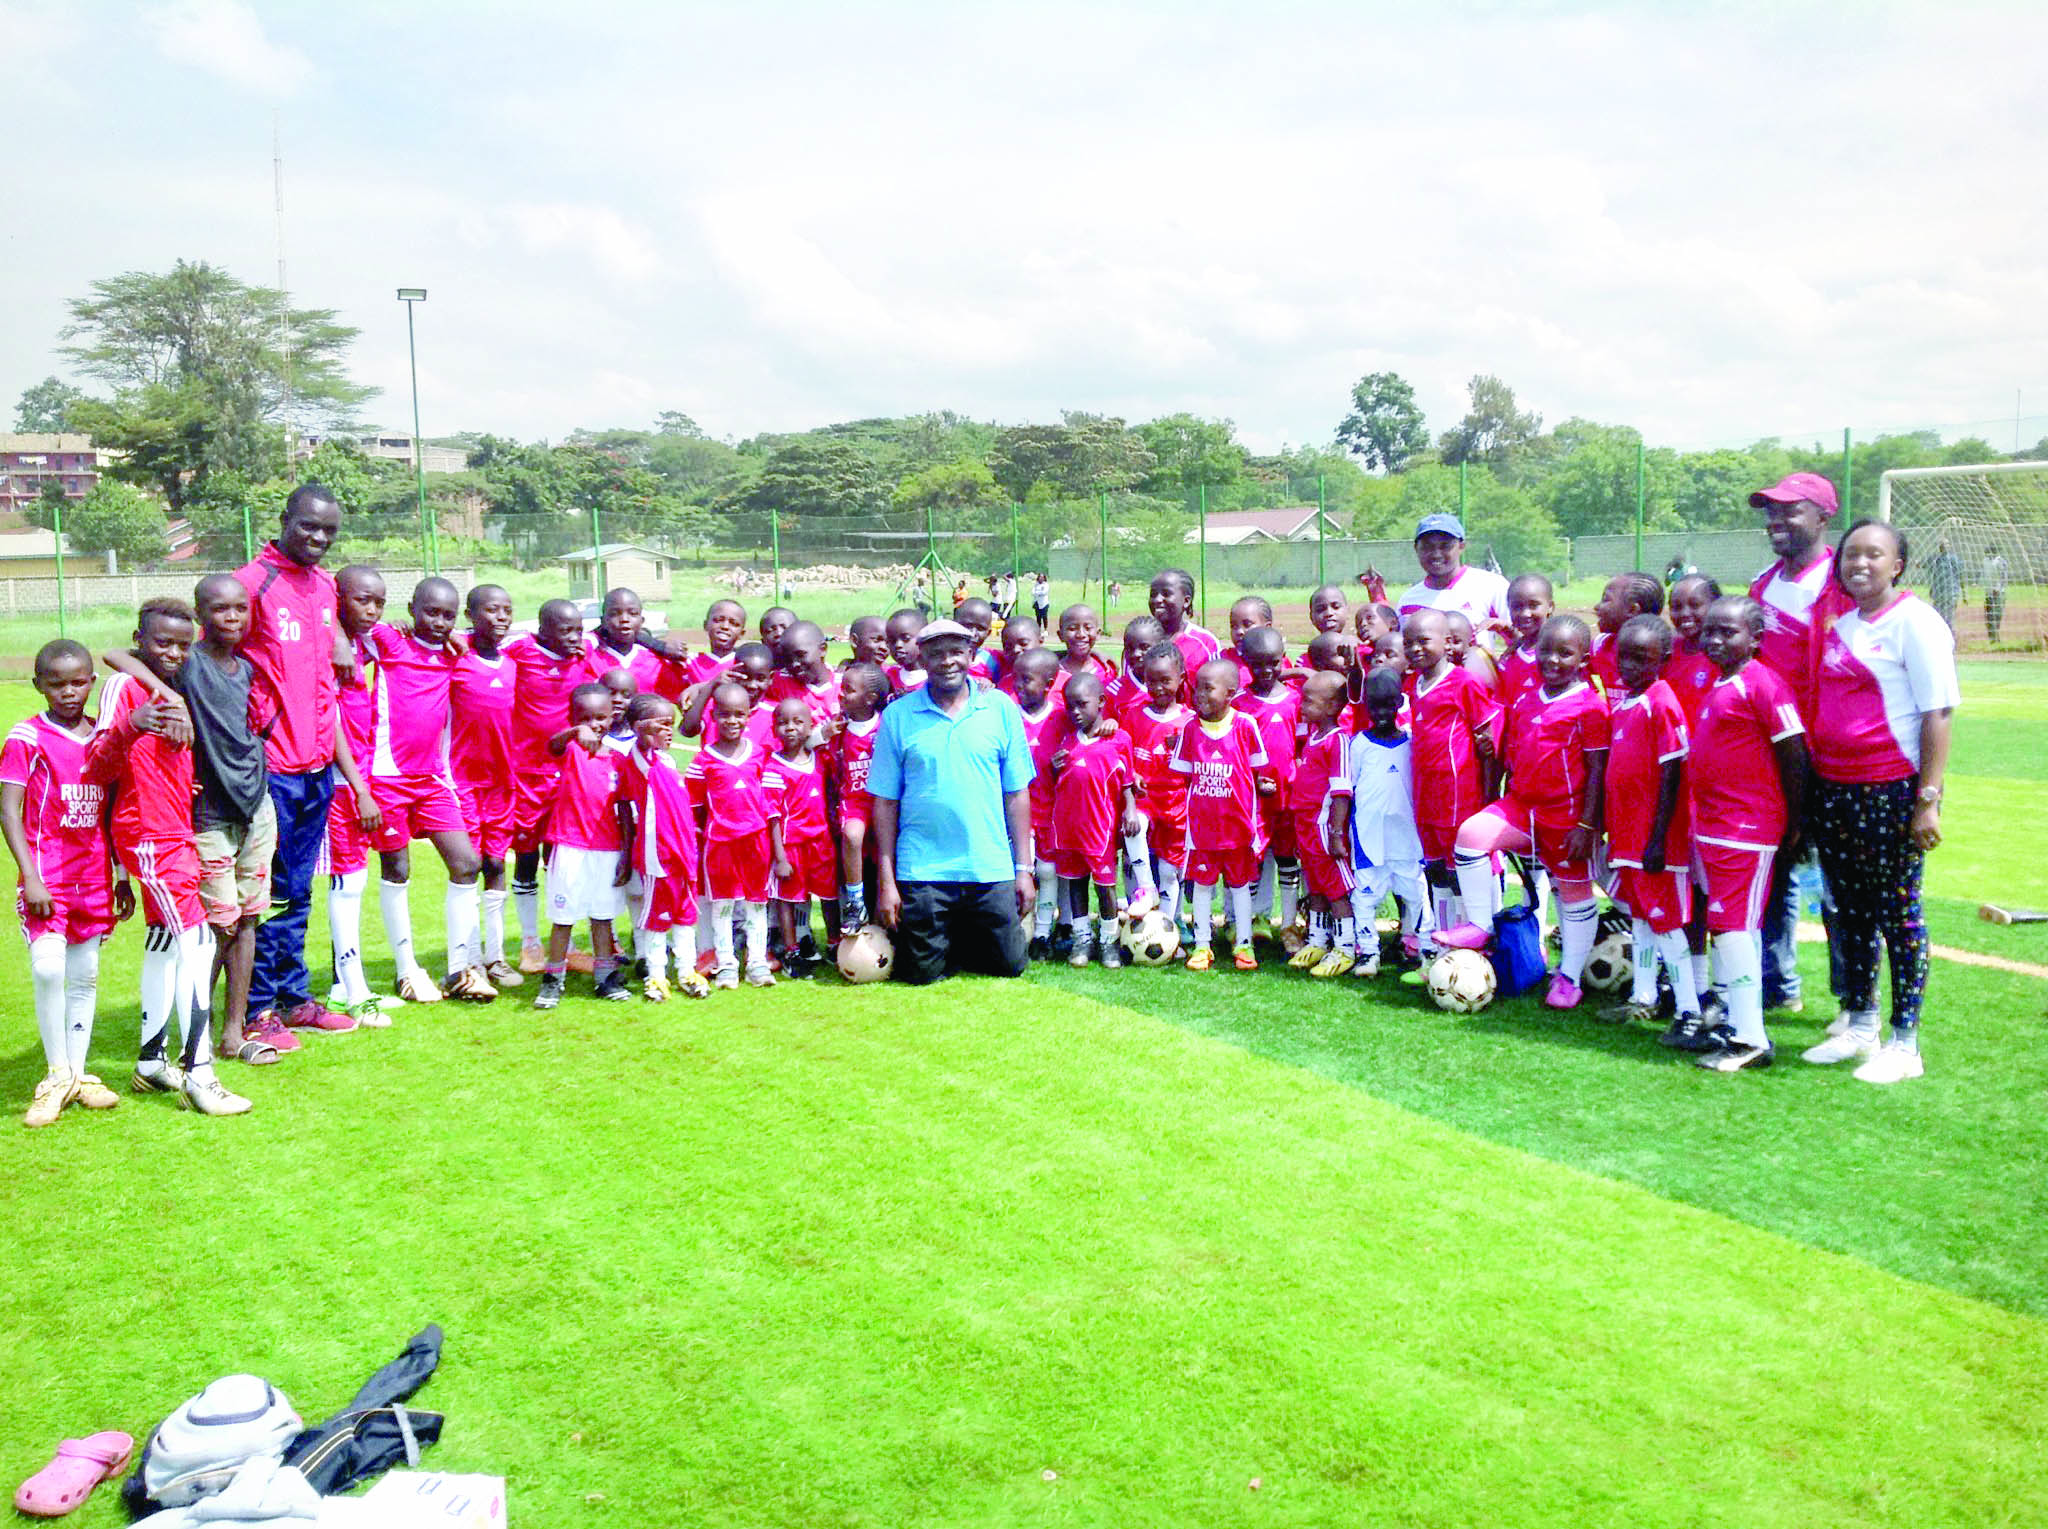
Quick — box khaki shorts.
[195,794,278,927]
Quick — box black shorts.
[896,880,1028,985]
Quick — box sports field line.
[1798,919,2048,981]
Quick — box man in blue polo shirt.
[870,619,1037,983]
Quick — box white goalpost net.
[1879,460,2048,651]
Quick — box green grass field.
[1,663,2044,1525]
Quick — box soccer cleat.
[695,948,720,977]
[24,1069,75,1128]
[1601,1001,1657,1025]
[1232,944,1258,972]
[442,966,498,1003]
[594,969,633,1002]
[675,970,710,999]
[1184,946,1214,972]
[1852,1041,1924,1084]
[518,940,548,975]
[1279,926,1307,956]
[745,967,776,988]
[565,949,596,975]
[532,973,566,1010]
[179,1072,252,1116]
[713,967,740,990]
[1067,934,1094,969]
[1027,937,1053,963]
[395,968,445,1006]
[1693,1023,1773,1072]
[1802,1030,1879,1065]
[1123,887,1158,920]
[348,997,392,1029]
[642,974,672,1003]
[1310,948,1355,979]
[246,1012,303,1051]
[1660,1012,1713,1052]
[71,1074,120,1110]
[130,1062,185,1095]
[1544,974,1583,1010]
[484,959,524,989]
[1099,939,1126,969]
[282,998,358,1033]
[1287,943,1327,971]
[1349,953,1381,979]
[1434,922,1491,952]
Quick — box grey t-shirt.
[176,648,269,830]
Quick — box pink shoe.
[1435,922,1491,952]
[15,1431,132,1517]
[280,999,357,1033]
[1545,974,1583,1009]
[246,1011,303,1052]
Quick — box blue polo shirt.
[869,682,1035,883]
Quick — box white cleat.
[1852,1042,1925,1085]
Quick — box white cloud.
[501,204,662,284]
[144,0,310,96]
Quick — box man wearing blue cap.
[1392,512,1511,646]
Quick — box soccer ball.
[1121,909,1181,966]
[1582,910,1633,994]
[836,924,895,984]
[1427,949,1498,1013]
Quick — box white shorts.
[546,845,626,926]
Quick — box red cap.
[1748,471,1839,518]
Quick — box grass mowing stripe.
[5,979,2047,1527]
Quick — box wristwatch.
[1916,784,1943,805]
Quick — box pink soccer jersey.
[1050,729,1134,866]
[883,661,927,694]
[1166,625,1222,696]
[549,743,622,852]
[684,650,737,690]
[450,649,515,786]
[1809,592,1958,784]
[505,633,593,759]
[1501,681,1610,831]
[1750,550,1852,714]
[365,623,458,778]
[234,542,338,773]
[2,715,112,898]
[1604,680,1690,869]
[579,637,677,700]
[1170,712,1269,852]
[684,740,775,844]
[616,745,699,893]
[337,634,376,768]
[765,671,843,725]
[1499,643,1542,712]
[1661,640,1717,730]
[1690,662,1803,849]
[1050,653,1115,698]
[762,749,829,846]
[1020,702,1072,846]
[829,715,881,823]
[1125,702,1191,841]
[1406,666,1499,836]
[1232,686,1301,794]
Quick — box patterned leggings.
[1810,777,1930,1033]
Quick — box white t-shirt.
[1395,565,1511,641]
[1810,592,1960,784]
[1345,731,1422,869]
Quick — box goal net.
[1879,460,2048,651]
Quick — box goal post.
[1878,459,2048,651]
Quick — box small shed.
[559,542,677,601]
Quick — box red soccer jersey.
[685,739,775,843]
[765,671,843,725]
[1051,729,1134,862]
[550,742,622,852]
[1750,550,1852,718]
[616,746,699,885]
[1232,686,1302,795]
[1500,681,1611,830]
[828,715,882,816]
[580,638,679,700]
[1165,624,1222,700]
[366,623,458,778]
[1170,712,1268,852]
[684,650,737,690]
[743,701,778,752]
[763,749,830,845]
[1406,665,1500,831]
[1604,680,1690,868]
[1587,633,1620,699]
[1499,642,1542,712]
[1809,592,1959,785]
[1661,639,1717,730]
[883,661,927,693]
[1019,702,1072,843]
[2,715,110,892]
[1288,722,1348,817]
[1690,662,1803,849]
[85,674,195,849]
[234,542,338,774]
[1050,653,1115,698]
[1124,702,1192,837]
[505,634,593,760]
[450,648,516,787]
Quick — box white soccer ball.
[1427,949,1498,1013]
[836,924,895,984]
[1582,911,1633,994]
[1121,909,1180,966]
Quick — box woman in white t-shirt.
[1799,519,1959,1084]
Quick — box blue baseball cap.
[1415,513,1465,542]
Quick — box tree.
[891,458,1005,516]
[14,376,87,433]
[1391,464,1564,577]
[742,437,888,519]
[655,411,703,437]
[1135,413,1246,493]
[1437,375,1541,474]
[1335,371,1429,473]
[1533,419,1679,540]
[26,479,168,567]
[988,414,1154,501]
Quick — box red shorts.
[512,763,561,854]
[368,774,468,853]
[118,838,204,931]
[1460,798,1593,885]
[1145,815,1187,870]
[456,778,514,862]
[1259,795,1296,858]
[1183,844,1261,887]
[637,874,699,933]
[1417,821,1459,865]
[839,791,873,830]
[18,883,115,945]
[1614,866,1693,935]
[1695,841,1775,935]
[1298,845,1353,901]
[325,784,370,877]
[1052,844,1119,886]
[704,834,772,902]
[772,836,837,902]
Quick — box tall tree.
[1335,371,1430,473]
[14,376,87,433]
[25,479,168,567]
[1136,413,1246,492]
[742,437,888,519]
[1437,375,1541,473]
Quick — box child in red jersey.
[1125,642,1193,935]
[882,608,928,693]
[612,694,708,1001]
[1283,672,1354,974]
[1049,672,1141,968]
[994,614,1040,696]
[1233,627,1303,945]
[1402,608,1499,933]
[1441,615,1609,1012]
[765,621,844,727]
[1227,596,1276,686]
[686,681,778,989]
[1499,573,1552,713]
[1601,616,1702,1042]
[1686,596,1808,1073]
[1661,574,1720,729]
[766,697,837,972]
[759,606,796,658]
[829,661,889,929]
[451,583,521,991]
[1588,573,1663,698]
[506,598,593,971]
[1308,583,1349,639]
[1171,657,1274,971]
[1010,648,1068,959]
[845,614,890,672]
[1106,616,1164,723]
[86,600,250,1116]
[580,587,687,700]
[680,642,777,747]
[2,640,131,1126]
[1053,604,1114,694]
[533,683,631,1009]
[1444,612,1500,695]
[956,597,1001,682]
[690,598,748,688]
[1149,568,1221,698]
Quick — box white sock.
[139,925,176,1064]
[445,880,481,976]
[744,902,770,976]
[1276,860,1300,929]
[328,869,371,1005]
[1305,910,1330,951]
[1453,850,1500,929]
[1034,859,1058,938]
[481,887,507,963]
[63,937,100,1075]
[1122,832,1155,894]
[1654,930,1698,1015]
[176,923,216,1075]
[1715,929,1766,1047]
[513,878,540,948]
[1340,913,1364,958]
[1156,861,1182,922]
[381,879,417,977]
[1229,883,1253,948]
[624,888,645,951]
[1630,917,1659,1005]
[1532,865,1555,939]
[1558,898,1597,984]
[28,933,67,1071]
[1191,881,1214,937]
[711,898,737,974]
[1097,912,1118,946]
[1691,950,1712,1002]
[640,928,668,982]
[1067,891,1091,940]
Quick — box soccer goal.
[1879,460,2048,650]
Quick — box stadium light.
[396,288,436,572]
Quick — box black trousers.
[897,880,1028,984]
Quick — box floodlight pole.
[397,288,436,574]
[1198,481,1208,630]
[1633,437,1645,573]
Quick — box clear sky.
[7,0,2046,454]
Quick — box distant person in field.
[1032,571,1052,632]
[1982,548,2007,642]
[1927,540,1962,632]
[1388,513,1511,650]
